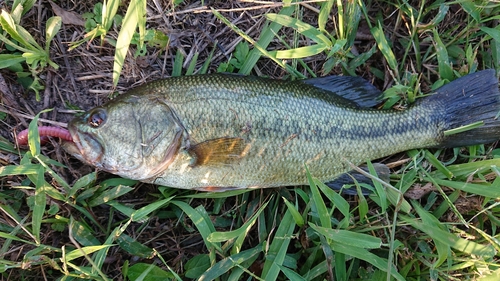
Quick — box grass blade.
[131,197,174,222]
[238,4,295,75]
[171,200,220,252]
[32,167,46,244]
[432,28,453,81]
[371,21,399,79]
[265,14,331,45]
[199,246,261,281]
[261,210,296,280]
[207,200,268,254]
[306,166,330,228]
[112,0,146,85]
[309,224,382,249]
[282,197,304,227]
[401,214,496,258]
[88,185,134,207]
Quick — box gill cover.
[65,95,184,181]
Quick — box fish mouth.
[62,123,104,167]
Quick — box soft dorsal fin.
[302,76,382,107]
[188,137,246,167]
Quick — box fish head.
[63,95,184,181]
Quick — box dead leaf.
[404,182,436,200]
[49,1,85,26]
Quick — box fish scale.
[63,71,500,192]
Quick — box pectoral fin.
[188,137,246,167]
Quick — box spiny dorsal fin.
[188,137,246,167]
[302,76,382,107]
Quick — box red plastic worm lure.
[16,126,72,146]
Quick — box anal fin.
[325,163,390,195]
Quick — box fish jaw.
[62,121,106,170]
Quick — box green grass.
[1,0,500,280]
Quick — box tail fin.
[426,70,500,147]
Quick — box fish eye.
[88,109,107,128]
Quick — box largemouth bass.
[62,70,500,192]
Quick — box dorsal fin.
[188,137,246,167]
[302,76,382,107]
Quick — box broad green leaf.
[315,179,350,227]
[93,225,126,271]
[0,54,24,68]
[0,231,34,245]
[172,49,184,77]
[136,0,147,48]
[431,158,500,179]
[424,150,453,179]
[12,0,36,17]
[14,24,44,51]
[459,1,480,22]
[106,200,137,217]
[185,52,199,75]
[0,10,34,50]
[45,16,62,51]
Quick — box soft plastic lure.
[16,126,72,146]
